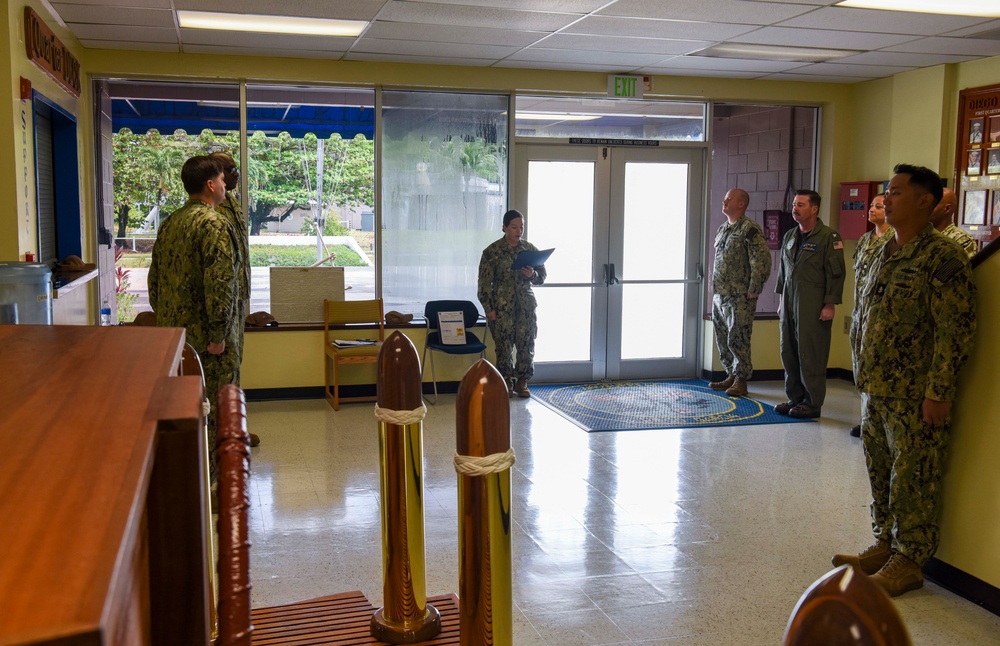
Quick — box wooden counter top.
[0,324,209,646]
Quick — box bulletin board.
[955,83,1000,248]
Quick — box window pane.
[245,85,375,313]
[621,283,684,359]
[622,162,689,281]
[526,161,594,284]
[381,90,509,316]
[108,80,240,322]
[516,96,706,141]
[534,287,592,362]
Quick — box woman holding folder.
[477,209,548,398]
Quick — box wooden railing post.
[455,359,514,646]
[371,331,442,643]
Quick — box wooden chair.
[323,298,385,410]
[784,565,911,646]
[214,383,462,645]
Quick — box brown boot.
[709,375,735,391]
[725,377,748,397]
[832,539,891,575]
[514,378,531,398]
[870,553,924,597]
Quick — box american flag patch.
[833,240,844,250]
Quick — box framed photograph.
[988,150,1000,175]
[963,190,987,225]
[993,191,1000,226]
[967,149,982,176]
[990,115,1000,144]
[970,118,984,144]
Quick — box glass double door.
[514,144,703,382]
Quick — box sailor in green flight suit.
[774,189,846,419]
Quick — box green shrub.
[248,244,364,267]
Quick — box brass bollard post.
[455,359,514,646]
[371,331,441,643]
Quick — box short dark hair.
[181,155,224,195]
[892,163,943,207]
[503,209,524,228]
[795,189,821,209]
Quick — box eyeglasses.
[225,166,238,174]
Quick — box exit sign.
[608,75,648,99]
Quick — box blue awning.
[112,99,374,139]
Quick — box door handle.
[608,263,620,285]
[696,262,704,279]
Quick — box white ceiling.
[46,0,1000,84]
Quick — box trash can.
[361,210,374,232]
[0,262,53,324]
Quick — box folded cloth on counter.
[385,310,414,325]
[245,311,278,327]
[58,255,97,272]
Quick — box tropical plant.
[114,244,138,322]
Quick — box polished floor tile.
[245,380,1000,645]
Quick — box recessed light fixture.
[837,0,1000,18]
[177,10,368,37]
[692,43,856,63]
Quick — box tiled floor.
[245,380,1000,645]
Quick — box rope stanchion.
[453,448,515,477]
[374,403,426,426]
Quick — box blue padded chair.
[421,300,487,404]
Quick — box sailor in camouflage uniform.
[847,194,893,437]
[148,155,240,481]
[708,189,771,397]
[834,164,976,598]
[930,187,977,257]
[210,153,260,447]
[774,190,846,418]
[478,209,546,398]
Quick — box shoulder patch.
[833,240,843,250]
[746,227,759,239]
[933,257,963,283]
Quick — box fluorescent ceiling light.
[692,43,855,63]
[837,0,1000,18]
[178,10,367,37]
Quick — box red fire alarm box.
[839,181,883,240]
[764,209,794,250]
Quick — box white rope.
[203,399,212,418]
[453,448,516,476]
[374,403,427,425]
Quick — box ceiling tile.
[351,37,519,59]
[943,19,1000,38]
[788,62,915,77]
[493,59,627,72]
[777,7,989,36]
[597,0,817,26]
[173,0,387,21]
[566,16,756,41]
[507,47,669,67]
[376,2,580,31]
[882,37,1000,56]
[344,51,493,66]
[642,68,766,79]
[49,5,175,27]
[837,51,978,67]
[53,0,171,7]
[731,26,915,50]
[648,56,807,73]
[760,71,861,83]
[80,40,179,52]
[540,33,712,56]
[184,45,347,59]
[363,21,546,47]
[180,29,357,51]
[402,0,607,10]
[69,24,177,43]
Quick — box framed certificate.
[992,191,1000,226]
[963,190,986,225]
